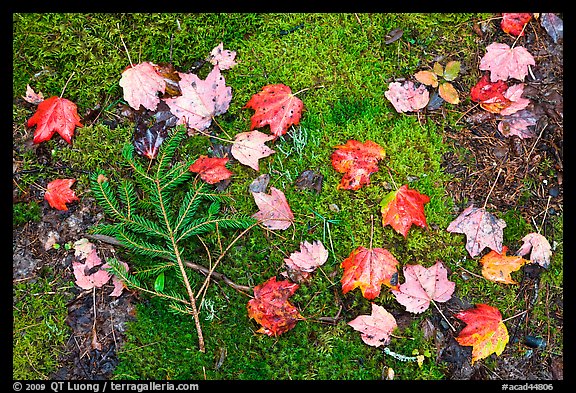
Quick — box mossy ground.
[13,13,562,380]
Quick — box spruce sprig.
[89,126,255,352]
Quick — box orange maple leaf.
[44,178,79,211]
[331,140,386,190]
[479,246,527,284]
[243,84,303,137]
[27,96,83,144]
[247,276,303,337]
[341,246,399,300]
[455,303,509,364]
[189,155,233,184]
[380,184,430,237]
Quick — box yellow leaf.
[439,82,459,104]
[480,246,527,284]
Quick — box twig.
[538,196,552,234]
[483,168,503,209]
[502,309,527,323]
[292,84,325,97]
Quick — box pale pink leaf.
[251,187,294,230]
[447,205,507,258]
[207,42,237,70]
[516,232,552,268]
[163,66,232,132]
[348,303,397,347]
[385,81,429,113]
[284,240,328,273]
[102,261,130,297]
[73,238,96,260]
[231,130,276,171]
[499,84,530,116]
[479,43,535,82]
[119,62,166,111]
[72,249,111,290]
[22,84,44,105]
[392,261,455,314]
[498,109,537,138]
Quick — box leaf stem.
[502,309,527,323]
[293,84,325,97]
[59,72,75,98]
[118,23,133,67]
[483,168,503,209]
[431,300,456,331]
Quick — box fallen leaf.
[189,155,233,184]
[207,42,237,70]
[455,303,509,364]
[103,260,130,297]
[516,232,552,268]
[248,173,271,193]
[380,184,430,237]
[480,246,527,284]
[385,80,430,113]
[73,238,96,260]
[294,169,323,194]
[153,62,182,98]
[284,240,328,273]
[341,246,399,300]
[164,66,232,132]
[479,42,535,82]
[247,276,302,336]
[384,28,403,44]
[447,205,507,258]
[392,261,455,313]
[439,82,459,105]
[470,74,511,113]
[501,13,532,36]
[132,102,176,159]
[498,109,537,138]
[443,61,461,81]
[72,249,111,290]
[540,13,563,44]
[22,84,44,105]
[414,71,439,88]
[44,178,79,211]
[251,187,294,230]
[499,83,530,116]
[331,140,386,190]
[230,130,276,171]
[119,62,166,111]
[348,303,397,347]
[27,96,83,144]
[243,84,304,137]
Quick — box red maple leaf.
[251,187,294,230]
[189,155,233,184]
[243,84,303,137]
[164,66,232,132]
[27,96,83,144]
[247,276,302,336]
[501,13,532,37]
[331,140,386,190]
[44,178,80,211]
[341,246,399,300]
[348,303,397,347]
[446,205,507,258]
[391,261,455,313]
[455,304,509,364]
[380,184,430,237]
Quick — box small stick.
[483,168,503,209]
[117,23,133,67]
[538,195,552,234]
[502,309,527,323]
[431,300,456,331]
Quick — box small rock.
[549,187,559,197]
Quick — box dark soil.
[12,14,563,381]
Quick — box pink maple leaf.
[251,187,294,230]
[348,303,397,347]
[119,62,166,111]
[516,232,552,268]
[392,261,455,313]
[498,109,537,138]
[164,66,232,133]
[22,84,44,105]
[207,42,237,70]
[284,240,328,273]
[72,249,111,290]
[499,84,530,116]
[447,205,507,258]
[102,260,130,297]
[384,81,429,113]
[230,130,276,171]
[479,43,535,82]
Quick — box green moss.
[14,12,561,381]
[13,201,42,227]
[13,278,71,379]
